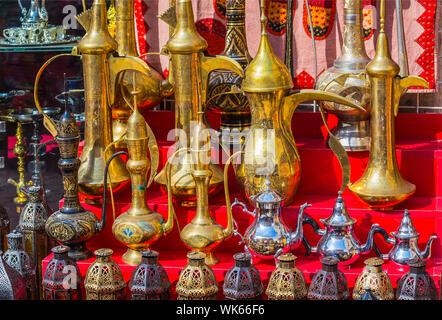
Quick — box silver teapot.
[232,179,315,262]
[18,0,48,27]
[307,192,388,265]
[382,209,437,266]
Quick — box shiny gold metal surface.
[315,0,371,152]
[167,111,235,266]
[353,257,394,300]
[348,0,429,210]
[154,0,243,206]
[109,0,173,149]
[111,78,174,266]
[76,0,130,197]
[236,0,363,206]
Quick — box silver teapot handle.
[231,198,255,216]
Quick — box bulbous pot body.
[235,90,300,206]
[386,235,424,266]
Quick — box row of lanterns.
[40,248,439,301]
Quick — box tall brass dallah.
[236,0,363,206]
[348,0,429,210]
[110,0,173,149]
[167,111,235,266]
[75,0,129,197]
[110,77,174,266]
[315,0,371,151]
[155,0,243,206]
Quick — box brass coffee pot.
[348,0,429,210]
[236,0,363,206]
[167,111,235,266]
[109,0,173,149]
[155,0,243,206]
[315,0,371,151]
[110,78,174,266]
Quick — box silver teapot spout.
[419,235,437,260]
[360,224,389,256]
[289,203,312,249]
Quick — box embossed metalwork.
[308,192,388,265]
[348,0,430,210]
[3,230,37,300]
[44,99,109,261]
[315,0,371,151]
[128,250,171,300]
[266,253,307,300]
[353,257,394,300]
[0,250,27,300]
[307,256,349,300]
[382,209,437,266]
[236,0,363,207]
[396,261,438,300]
[176,251,218,300]
[2,0,79,45]
[110,0,172,149]
[155,0,243,206]
[207,0,252,146]
[85,248,126,300]
[111,80,173,266]
[223,252,263,300]
[232,179,314,260]
[42,246,82,300]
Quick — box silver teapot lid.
[251,178,284,208]
[391,209,419,239]
[320,191,356,226]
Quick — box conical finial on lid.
[366,0,400,78]
[321,191,356,226]
[393,209,419,239]
[241,0,293,92]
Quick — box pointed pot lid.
[391,209,419,239]
[251,178,284,206]
[320,191,356,227]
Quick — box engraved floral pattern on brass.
[396,261,438,300]
[315,0,371,152]
[129,250,171,300]
[236,0,363,207]
[307,256,349,300]
[266,253,307,300]
[353,257,393,300]
[207,0,252,145]
[176,251,218,300]
[42,246,82,300]
[223,253,263,300]
[348,0,430,210]
[3,230,37,300]
[154,0,243,206]
[85,249,126,300]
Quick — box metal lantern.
[129,250,171,300]
[223,253,263,300]
[0,205,10,252]
[396,261,438,300]
[176,251,218,300]
[357,288,378,300]
[84,249,126,300]
[42,246,82,300]
[353,257,394,300]
[265,253,307,300]
[3,230,37,300]
[0,251,27,300]
[307,256,349,300]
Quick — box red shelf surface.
[42,111,442,299]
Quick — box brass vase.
[176,251,218,300]
[315,0,371,151]
[236,0,363,206]
[207,0,252,148]
[154,0,243,206]
[266,253,307,300]
[348,0,429,210]
[353,257,394,300]
[111,82,174,266]
[110,0,173,149]
[84,248,126,300]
